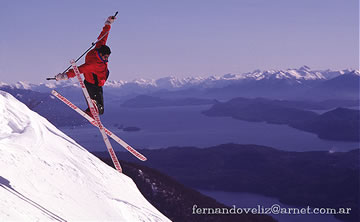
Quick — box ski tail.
[69,59,122,173]
[51,89,147,161]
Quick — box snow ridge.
[2,66,358,92]
[0,90,169,221]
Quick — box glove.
[105,16,116,25]
[55,73,68,81]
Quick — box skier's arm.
[95,16,116,48]
[95,25,111,48]
[66,63,92,78]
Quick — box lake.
[58,104,356,222]
[59,104,359,152]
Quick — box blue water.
[59,104,359,152]
[58,104,356,222]
[198,190,342,222]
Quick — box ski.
[69,59,122,173]
[51,89,147,161]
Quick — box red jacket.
[66,24,111,87]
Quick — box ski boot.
[84,100,99,118]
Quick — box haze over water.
[60,105,358,152]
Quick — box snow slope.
[0,91,170,221]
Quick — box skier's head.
[98,45,111,61]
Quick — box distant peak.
[0,82,9,87]
[299,65,311,71]
[351,70,360,76]
[222,73,236,79]
[14,81,32,90]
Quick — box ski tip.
[126,145,147,161]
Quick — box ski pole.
[46,11,118,81]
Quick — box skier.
[55,15,116,117]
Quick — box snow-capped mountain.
[1,66,358,102]
[320,69,359,80]
[4,66,357,93]
[123,66,329,89]
[240,66,326,81]
[0,90,169,221]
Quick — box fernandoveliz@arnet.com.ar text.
[192,204,352,216]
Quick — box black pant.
[84,80,104,115]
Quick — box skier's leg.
[90,87,104,115]
[84,80,104,115]
[84,80,98,115]
[96,87,104,115]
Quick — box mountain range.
[0,66,358,129]
[1,66,359,101]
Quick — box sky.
[0,0,358,84]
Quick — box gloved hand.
[55,73,68,81]
[105,16,116,25]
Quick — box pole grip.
[46,77,56,80]
[111,11,118,19]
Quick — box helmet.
[98,45,111,55]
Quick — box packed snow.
[0,91,170,221]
